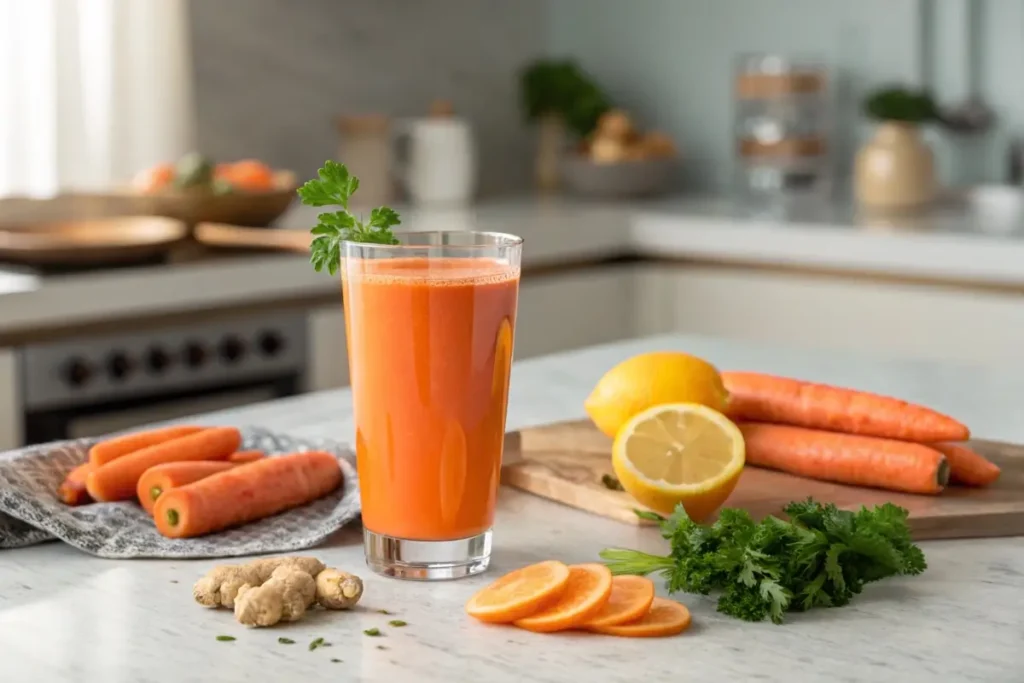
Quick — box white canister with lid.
[393,102,477,206]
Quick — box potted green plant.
[519,60,610,190]
[855,86,939,211]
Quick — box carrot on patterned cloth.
[227,450,264,464]
[153,450,342,539]
[931,442,1001,487]
[723,372,970,442]
[89,425,207,468]
[57,462,94,506]
[86,427,241,502]
[739,422,949,495]
[136,461,237,514]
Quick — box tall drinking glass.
[341,231,522,580]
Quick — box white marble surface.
[2,333,1024,682]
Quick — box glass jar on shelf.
[734,54,831,206]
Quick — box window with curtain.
[0,0,196,198]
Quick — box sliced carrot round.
[587,597,692,638]
[579,575,655,629]
[465,560,570,624]
[513,563,613,633]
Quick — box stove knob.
[106,352,133,381]
[62,358,93,387]
[184,341,207,369]
[146,347,172,374]
[219,336,246,364]
[258,331,285,357]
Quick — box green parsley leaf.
[308,637,331,651]
[388,619,407,627]
[215,635,236,642]
[599,498,926,624]
[298,161,402,274]
[363,627,381,637]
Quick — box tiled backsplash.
[189,0,544,195]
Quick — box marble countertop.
[2,333,1023,683]
[5,190,1024,336]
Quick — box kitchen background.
[1,0,1023,450]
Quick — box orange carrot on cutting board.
[57,462,94,506]
[227,449,265,464]
[136,461,237,514]
[86,427,241,502]
[153,450,342,538]
[739,422,949,495]
[723,372,970,442]
[89,425,207,468]
[931,442,1001,487]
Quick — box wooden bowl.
[125,170,299,228]
[0,216,188,265]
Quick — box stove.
[18,310,308,444]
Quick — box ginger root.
[193,556,326,609]
[315,568,364,610]
[193,555,363,628]
[234,566,317,627]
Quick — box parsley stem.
[598,548,676,576]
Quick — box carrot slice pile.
[513,564,613,633]
[465,560,570,624]
[587,597,692,638]
[580,575,655,629]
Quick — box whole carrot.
[724,372,970,442]
[227,449,265,464]
[85,427,241,502]
[153,450,343,539]
[739,422,949,495]
[931,443,1001,487]
[57,462,93,506]
[89,425,206,468]
[136,461,237,514]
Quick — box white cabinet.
[515,265,635,360]
[635,264,1024,365]
[0,348,21,451]
[305,305,349,392]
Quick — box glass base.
[363,528,492,581]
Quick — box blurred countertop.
[3,190,1024,339]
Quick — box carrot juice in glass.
[341,231,522,580]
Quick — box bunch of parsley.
[600,498,926,624]
[298,161,401,275]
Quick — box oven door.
[23,376,299,445]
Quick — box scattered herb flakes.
[309,637,332,651]
[278,637,295,645]
[215,635,236,642]
[363,627,382,637]
[331,658,343,664]
[376,609,393,615]
[376,645,388,651]
[169,579,179,584]
[388,620,407,627]
[601,473,625,491]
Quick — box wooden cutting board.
[193,223,311,253]
[500,419,1024,540]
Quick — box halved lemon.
[611,403,745,522]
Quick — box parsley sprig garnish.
[298,160,401,275]
[600,498,926,624]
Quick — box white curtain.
[0,0,196,197]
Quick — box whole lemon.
[584,351,729,438]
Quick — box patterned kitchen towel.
[0,428,360,559]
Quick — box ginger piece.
[234,566,314,626]
[315,568,364,610]
[193,556,326,609]
[234,583,284,627]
